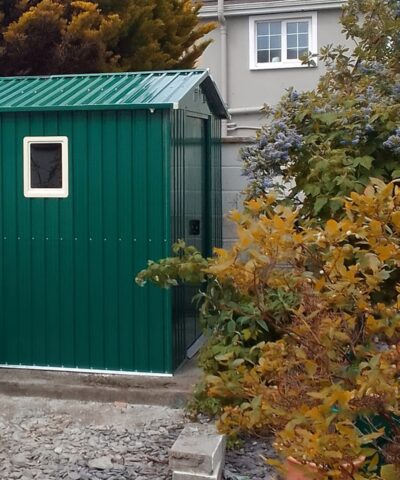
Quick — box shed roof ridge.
[0,69,208,81]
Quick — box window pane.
[30,143,62,189]
[270,50,281,62]
[298,33,309,48]
[287,22,298,34]
[257,22,269,35]
[257,36,269,49]
[298,21,309,33]
[287,48,298,60]
[269,22,281,35]
[287,34,297,48]
[257,50,269,63]
[270,35,281,49]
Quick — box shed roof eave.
[0,103,175,113]
[200,75,230,119]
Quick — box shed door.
[183,115,207,353]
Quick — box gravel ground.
[0,395,275,480]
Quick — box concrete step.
[0,359,200,407]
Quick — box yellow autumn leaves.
[206,180,400,478]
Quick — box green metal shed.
[0,70,228,375]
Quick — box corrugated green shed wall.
[0,109,172,373]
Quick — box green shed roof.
[0,69,228,118]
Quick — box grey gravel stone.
[224,436,277,480]
[0,394,276,480]
[88,456,114,470]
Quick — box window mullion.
[254,22,257,66]
[282,20,287,63]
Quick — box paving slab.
[170,423,226,474]
[173,457,223,480]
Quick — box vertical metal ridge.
[181,110,186,365]
[132,109,148,372]
[57,112,63,367]
[84,111,91,368]
[100,109,105,370]
[129,110,136,370]
[0,115,4,363]
[15,114,20,364]
[67,110,76,369]
[87,110,103,369]
[164,109,173,372]
[145,110,150,371]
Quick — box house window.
[24,136,69,198]
[250,12,318,70]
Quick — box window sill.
[24,190,69,198]
[250,62,318,70]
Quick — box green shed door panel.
[183,115,206,350]
[0,110,172,373]
[171,111,210,368]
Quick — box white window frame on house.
[24,136,69,198]
[249,12,318,70]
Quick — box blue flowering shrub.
[242,0,400,219]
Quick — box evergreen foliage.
[0,0,214,75]
[97,0,215,71]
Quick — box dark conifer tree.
[0,0,215,76]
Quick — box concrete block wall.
[221,138,253,249]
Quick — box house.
[0,70,228,375]
[198,0,347,247]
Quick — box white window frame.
[249,12,318,70]
[24,136,69,198]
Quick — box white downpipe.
[228,106,264,115]
[227,107,264,134]
[227,125,260,131]
[218,0,228,136]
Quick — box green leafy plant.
[241,0,400,220]
[136,238,280,381]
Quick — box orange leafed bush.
[206,179,400,478]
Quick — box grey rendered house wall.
[198,3,348,248]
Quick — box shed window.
[24,137,69,198]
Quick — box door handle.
[189,219,201,235]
